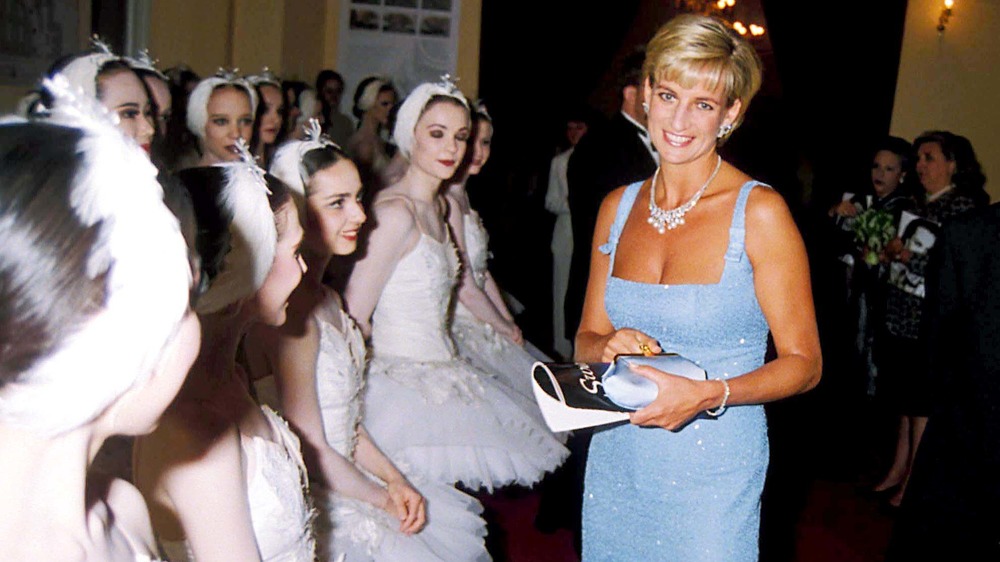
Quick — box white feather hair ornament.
[392,74,469,159]
[0,74,191,435]
[268,118,341,217]
[186,68,259,139]
[357,77,389,114]
[194,138,278,314]
[58,35,121,102]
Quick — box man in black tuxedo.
[886,203,1000,559]
[563,50,658,349]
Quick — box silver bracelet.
[705,378,730,417]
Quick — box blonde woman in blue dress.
[576,16,821,561]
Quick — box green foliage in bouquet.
[853,208,896,265]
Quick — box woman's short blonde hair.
[643,14,762,131]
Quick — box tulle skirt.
[362,354,568,492]
[451,315,539,403]
[313,472,490,562]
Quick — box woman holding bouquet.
[575,15,821,561]
[829,138,915,400]
[873,130,987,507]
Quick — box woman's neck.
[0,424,94,556]
[656,151,723,207]
[303,246,332,285]
[198,150,223,167]
[399,163,444,202]
[186,308,251,394]
[360,113,381,134]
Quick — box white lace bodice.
[462,210,490,290]
[370,234,460,362]
[315,308,367,459]
[243,407,315,562]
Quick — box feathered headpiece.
[269,118,341,217]
[57,36,122,102]
[126,49,168,81]
[0,74,190,435]
[392,75,469,159]
[194,138,278,314]
[356,77,390,114]
[247,66,281,88]
[186,68,259,139]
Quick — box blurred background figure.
[316,69,355,146]
[873,130,987,508]
[545,107,591,359]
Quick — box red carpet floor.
[484,474,896,561]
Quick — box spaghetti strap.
[724,180,769,263]
[599,181,645,276]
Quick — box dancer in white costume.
[134,148,315,562]
[0,78,196,561]
[344,78,568,491]
[443,102,538,402]
[251,121,489,561]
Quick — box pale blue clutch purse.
[601,353,708,410]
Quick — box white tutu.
[313,307,491,561]
[364,232,568,491]
[313,472,488,562]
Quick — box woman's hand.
[504,323,524,346]
[598,329,662,362]
[627,364,724,431]
[883,237,904,261]
[495,320,523,346]
[830,200,858,218]
[383,478,427,535]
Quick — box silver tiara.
[89,35,114,55]
[248,66,280,86]
[303,118,341,150]
[214,67,241,81]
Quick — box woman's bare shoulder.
[597,183,633,216]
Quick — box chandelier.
[674,0,766,37]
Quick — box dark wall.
[474,1,908,352]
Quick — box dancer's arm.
[250,310,390,510]
[138,414,262,562]
[482,271,516,324]
[343,199,419,337]
[575,187,662,363]
[629,187,822,429]
[444,192,521,343]
[354,426,427,534]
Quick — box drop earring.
[717,123,733,139]
[642,102,649,114]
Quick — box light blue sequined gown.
[583,180,770,562]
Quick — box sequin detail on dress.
[583,180,771,562]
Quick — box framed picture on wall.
[338,0,461,100]
[0,0,86,87]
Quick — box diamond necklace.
[647,155,722,233]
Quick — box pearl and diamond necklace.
[647,155,722,233]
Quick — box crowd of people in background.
[1,11,997,561]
